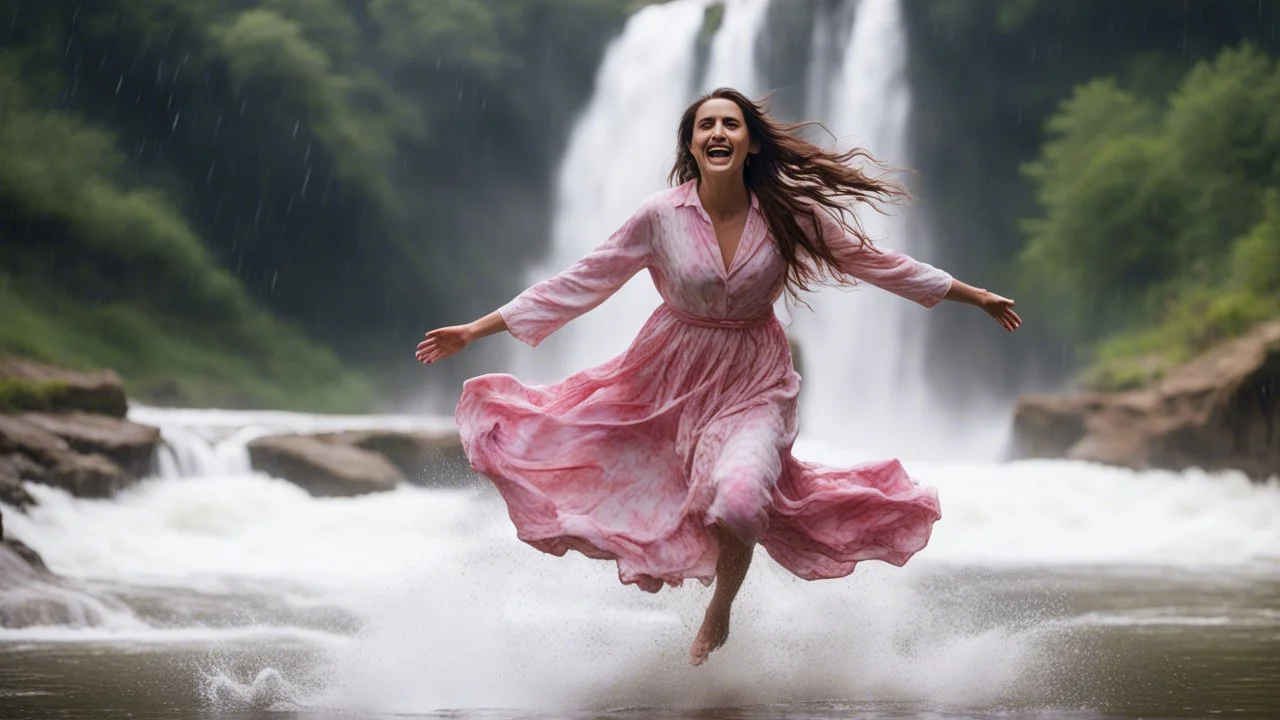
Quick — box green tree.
[1019,45,1280,389]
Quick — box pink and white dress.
[456,180,949,593]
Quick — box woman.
[416,88,1021,667]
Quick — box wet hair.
[669,87,908,301]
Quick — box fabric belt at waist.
[664,303,774,329]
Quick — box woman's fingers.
[416,333,466,364]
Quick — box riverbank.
[1011,321,1280,480]
[0,357,464,586]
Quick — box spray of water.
[7,412,1279,712]
[6,1,1277,716]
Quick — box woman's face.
[690,98,757,180]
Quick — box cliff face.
[1012,322,1280,480]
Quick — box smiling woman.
[416,87,1022,667]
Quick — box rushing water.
[2,407,1279,719]
[513,0,712,383]
[517,0,1004,459]
[4,1,1279,718]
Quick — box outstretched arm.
[416,203,654,365]
[809,207,1022,332]
[942,278,1022,332]
[415,310,507,365]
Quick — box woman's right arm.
[416,201,654,365]
[414,311,507,365]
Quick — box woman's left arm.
[813,207,1022,331]
[942,278,1023,332]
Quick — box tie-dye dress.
[456,180,950,593]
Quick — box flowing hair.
[668,87,908,302]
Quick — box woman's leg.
[689,523,754,665]
[688,413,782,666]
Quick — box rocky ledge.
[0,358,163,500]
[1011,321,1280,480]
[0,357,469,618]
[246,427,466,497]
[0,359,166,581]
[0,357,129,416]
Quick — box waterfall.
[702,0,772,93]
[512,0,712,382]
[786,0,943,458]
[515,0,993,458]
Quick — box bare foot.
[689,602,731,666]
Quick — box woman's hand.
[980,291,1022,332]
[944,279,1023,332]
[415,324,475,365]
[415,311,510,365]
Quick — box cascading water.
[4,5,1280,719]
[515,0,988,459]
[702,0,772,93]
[786,0,947,458]
[512,0,713,382]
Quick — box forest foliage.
[1,0,1278,407]
[903,0,1280,392]
[0,0,638,409]
[1020,46,1280,388]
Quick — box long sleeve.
[499,203,654,347]
[810,205,952,308]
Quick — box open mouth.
[705,145,732,160]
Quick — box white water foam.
[4,0,1277,713]
[5,447,1278,711]
[130,404,455,479]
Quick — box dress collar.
[673,178,760,214]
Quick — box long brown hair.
[668,87,908,301]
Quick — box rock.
[0,476,35,511]
[0,454,39,509]
[0,357,128,417]
[1010,394,1094,459]
[318,428,466,485]
[0,533,142,629]
[1,452,46,483]
[0,413,71,465]
[0,505,45,572]
[18,412,159,478]
[0,415,131,498]
[49,452,129,498]
[1011,321,1280,479]
[1,537,48,574]
[248,434,403,497]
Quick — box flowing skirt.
[456,304,941,593]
